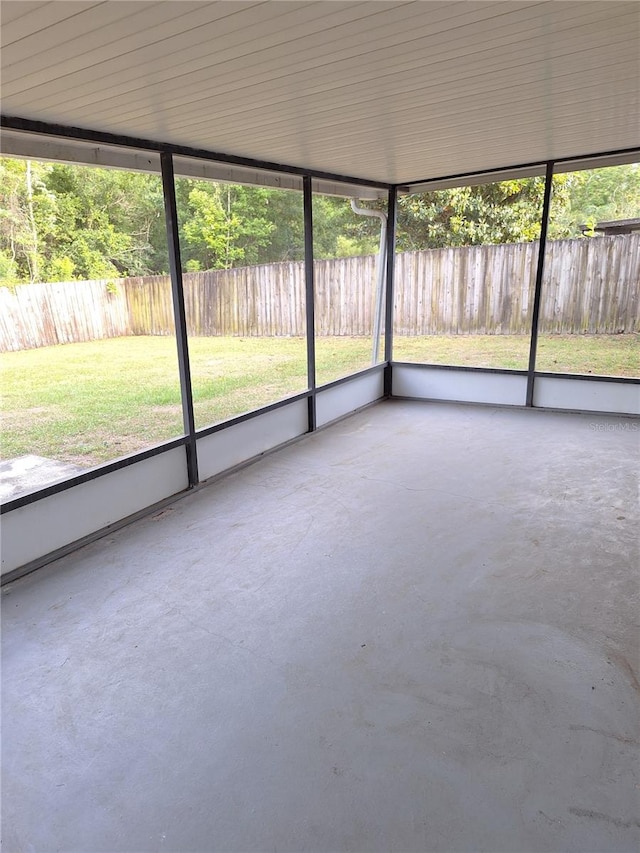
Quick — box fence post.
[160,152,199,487]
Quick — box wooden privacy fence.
[394,233,640,336]
[1,234,638,352]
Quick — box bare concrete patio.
[2,400,638,853]
[0,454,84,502]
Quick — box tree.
[44,164,168,278]
[178,182,277,269]
[0,158,57,282]
[396,177,550,251]
[547,164,640,238]
[1,156,637,284]
[394,165,640,250]
[0,158,170,283]
[312,195,382,259]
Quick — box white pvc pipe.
[350,200,387,363]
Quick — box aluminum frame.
[304,175,317,432]
[384,187,398,397]
[526,161,554,407]
[533,372,640,385]
[161,152,199,486]
[392,362,528,377]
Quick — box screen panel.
[312,189,388,386]
[535,161,639,379]
[173,173,308,429]
[393,176,544,369]
[0,155,185,503]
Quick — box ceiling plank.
[1,0,637,185]
[1,1,102,46]
[0,1,50,26]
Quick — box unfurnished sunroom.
[1,3,639,852]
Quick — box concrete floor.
[2,401,639,853]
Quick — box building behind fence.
[1,234,638,352]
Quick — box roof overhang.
[1,1,639,185]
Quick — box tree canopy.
[1,156,638,285]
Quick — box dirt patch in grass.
[148,404,184,417]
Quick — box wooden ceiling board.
[89,4,610,128]
[139,39,635,144]
[0,1,101,44]
[1,1,637,184]
[64,5,633,136]
[0,1,50,26]
[21,2,427,116]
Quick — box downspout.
[350,199,387,364]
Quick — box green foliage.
[0,158,167,283]
[179,183,276,269]
[1,156,638,284]
[181,185,231,269]
[335,235,370,257]
[0,158,53,283]
[396,178,548,250]
[178,182,381,268]
[256,190,305,261]
[547,165,640,238]
[0,249,20,285]
[44,163,167,277]
[396,166,640,249]
[46,255,76,282]
[312,195,381,259]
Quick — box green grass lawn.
[1,333,637,469]
[393,332,640,375]
[0,335,375,467]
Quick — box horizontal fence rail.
[1,235,638,352]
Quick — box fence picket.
[1,235,638,352]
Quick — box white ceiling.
[1,1,638,185]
